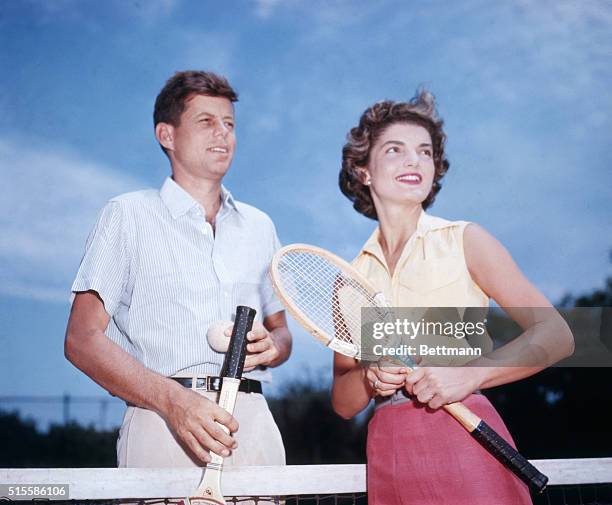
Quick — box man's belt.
[172,376,262,394]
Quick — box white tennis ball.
[207,320,233,352]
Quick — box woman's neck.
[376,202,423,275]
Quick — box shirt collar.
[359,210,451,259]
[159,177,239,219]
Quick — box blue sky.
[0,0,611,428]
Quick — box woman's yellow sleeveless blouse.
[351,212,491,364]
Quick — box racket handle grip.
[220,306,256,379]
[471,420,548,493]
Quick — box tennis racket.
[186,305,257,505]
[269,243,548,493]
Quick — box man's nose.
[213,119,229,137]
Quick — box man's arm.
[65,291,238,462]
[242,311,292,370]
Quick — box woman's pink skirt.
[367,394,532,505]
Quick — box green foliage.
[573,276,612,307]
[0,411,117,468]
[560,251,612,308]
[484,367,612,459]
[268,378,368,464]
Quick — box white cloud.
[443,116,611,300]
[129,0,179,24]
[254,114,282,133]
[256,0,611,113]
[9,0,180,25]
[253,0,286,19]
[0,137,144,302]
[170,29,237,78]
[439,1,611,107]
[251,0,382,37]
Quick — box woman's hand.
[404,366,483,409]
[365,359,409,397]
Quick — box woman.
[332,90,574,504]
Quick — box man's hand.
[65,292,241,464]
[162,387,239,463]
[222,311,292,370]
[404,367,482,409]
[224,321,279,371]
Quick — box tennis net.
[1,458,610,504]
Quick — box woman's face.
[364,122,435,210]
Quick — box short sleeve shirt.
[71,177,284,380]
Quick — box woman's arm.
[404,223,574,408]
[464,223,574,385]
[331,353,371,420]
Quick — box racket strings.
[275,250,381,348]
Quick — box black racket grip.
[472,421,548,493]
[219,306,256,379]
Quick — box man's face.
[166,94,236,181]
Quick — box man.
[65,71,291,468]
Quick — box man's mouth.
[396,173,422,184]
[208,146,229,154]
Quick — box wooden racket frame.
[270,243,387,359]
[187,305,256,505]
[186,378,240,505]
[270,243,548,492]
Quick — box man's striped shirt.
[71,177,283,381]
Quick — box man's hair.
[339,89,450,220]
[153,70,238,154]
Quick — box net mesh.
[534,483,612,505]
[45,496,367,504]
[273,247,389,359]
[10,489,612,505]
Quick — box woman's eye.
[422,149,432,157]
[386,146,400,153]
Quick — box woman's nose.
[403,149,419,167]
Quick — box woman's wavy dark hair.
[339,89,450,220]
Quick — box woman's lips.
[395,173,422,185]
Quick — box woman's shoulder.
[420,213,471,233]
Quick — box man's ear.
[155,123,175,151]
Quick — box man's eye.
[225,122,234,129]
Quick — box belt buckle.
[206,376,222,391]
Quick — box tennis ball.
[207,320,233,352]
